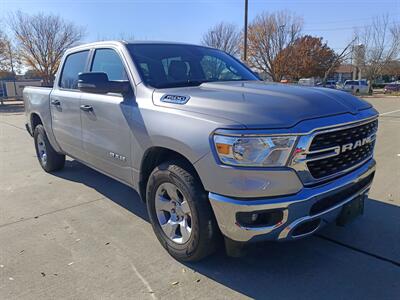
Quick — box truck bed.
[23,86,53,134]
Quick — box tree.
[322,37,356,83]
[0,29,8,70]
[380,59,400,81]
[246,11,303,81]
[274,35,337,81]
[9,11,85,85]
[0,29,21,97]
[202,22,241,56]
[354,15,400,81]
[23,69,42,79]
[0,29,20,74]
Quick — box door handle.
[80,104,93,112]
[51,99,61,106]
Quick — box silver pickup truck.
[24,41,378,261]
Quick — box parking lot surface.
[0,97,399,299]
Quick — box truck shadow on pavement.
[55,160,149,222]
[54,159,400,299]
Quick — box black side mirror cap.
[78,72,131,95]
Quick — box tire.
[34,124,65,172]
[146,160,220,261]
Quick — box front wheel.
[146,160,220,261]
[34,125,65,172]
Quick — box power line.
[305,14,400,25]
[304,21,399,32]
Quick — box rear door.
[80,48,133,184]
[51,50,90,159]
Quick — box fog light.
[236,210,284,227]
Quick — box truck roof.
[66,40,205,54]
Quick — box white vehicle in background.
[298,78,318,86]
[343,80,370,95]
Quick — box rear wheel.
[34,125,65,172]
[146,160,220,261]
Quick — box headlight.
[213,134,297,167]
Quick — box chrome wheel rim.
[155,182,192,244]
[37,133,47,165]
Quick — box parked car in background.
[343,80,370,95]
[383,83,400,94]
[298,78,317,86]
[316,80,337,89]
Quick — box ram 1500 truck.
[24,41,378,261]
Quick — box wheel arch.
[139,146,202,202]
[30,111,63,154]
[30,112,43,131]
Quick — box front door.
[51,50,89,159]
[80,48,133,184]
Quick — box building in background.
[330,64,355,83]
[0,79,42,100]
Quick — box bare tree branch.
[354,15,400,81]
[323,37,357,82]
[9,11,85,85]
[201,22,241,56]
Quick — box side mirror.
[78,72,131,95]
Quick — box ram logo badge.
[339,134,376,154]
[161,94,190,104]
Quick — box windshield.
[127,43,259,89]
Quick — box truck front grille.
[309,120,378,151]
[307,120,378,179]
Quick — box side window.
[91,49,128,81]
[59,51,89,89]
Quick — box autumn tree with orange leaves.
[275,35,337,81]
[246,11,303,81]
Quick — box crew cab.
[24,41,378,261]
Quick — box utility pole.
[243,0,248,62]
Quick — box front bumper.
[209,159,375,242]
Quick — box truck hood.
[152,81,372,129]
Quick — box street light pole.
[243,0,248,62]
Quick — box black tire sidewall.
[34,125,49,170]
[146,163,211,261]
[33,125,65,172]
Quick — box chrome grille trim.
[289,117,378,185]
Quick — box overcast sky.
[1,0,399,51]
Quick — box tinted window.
[127,44,258,89]
[91,49,128,81]
[59,51,89,89]
[200,56,242,81]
